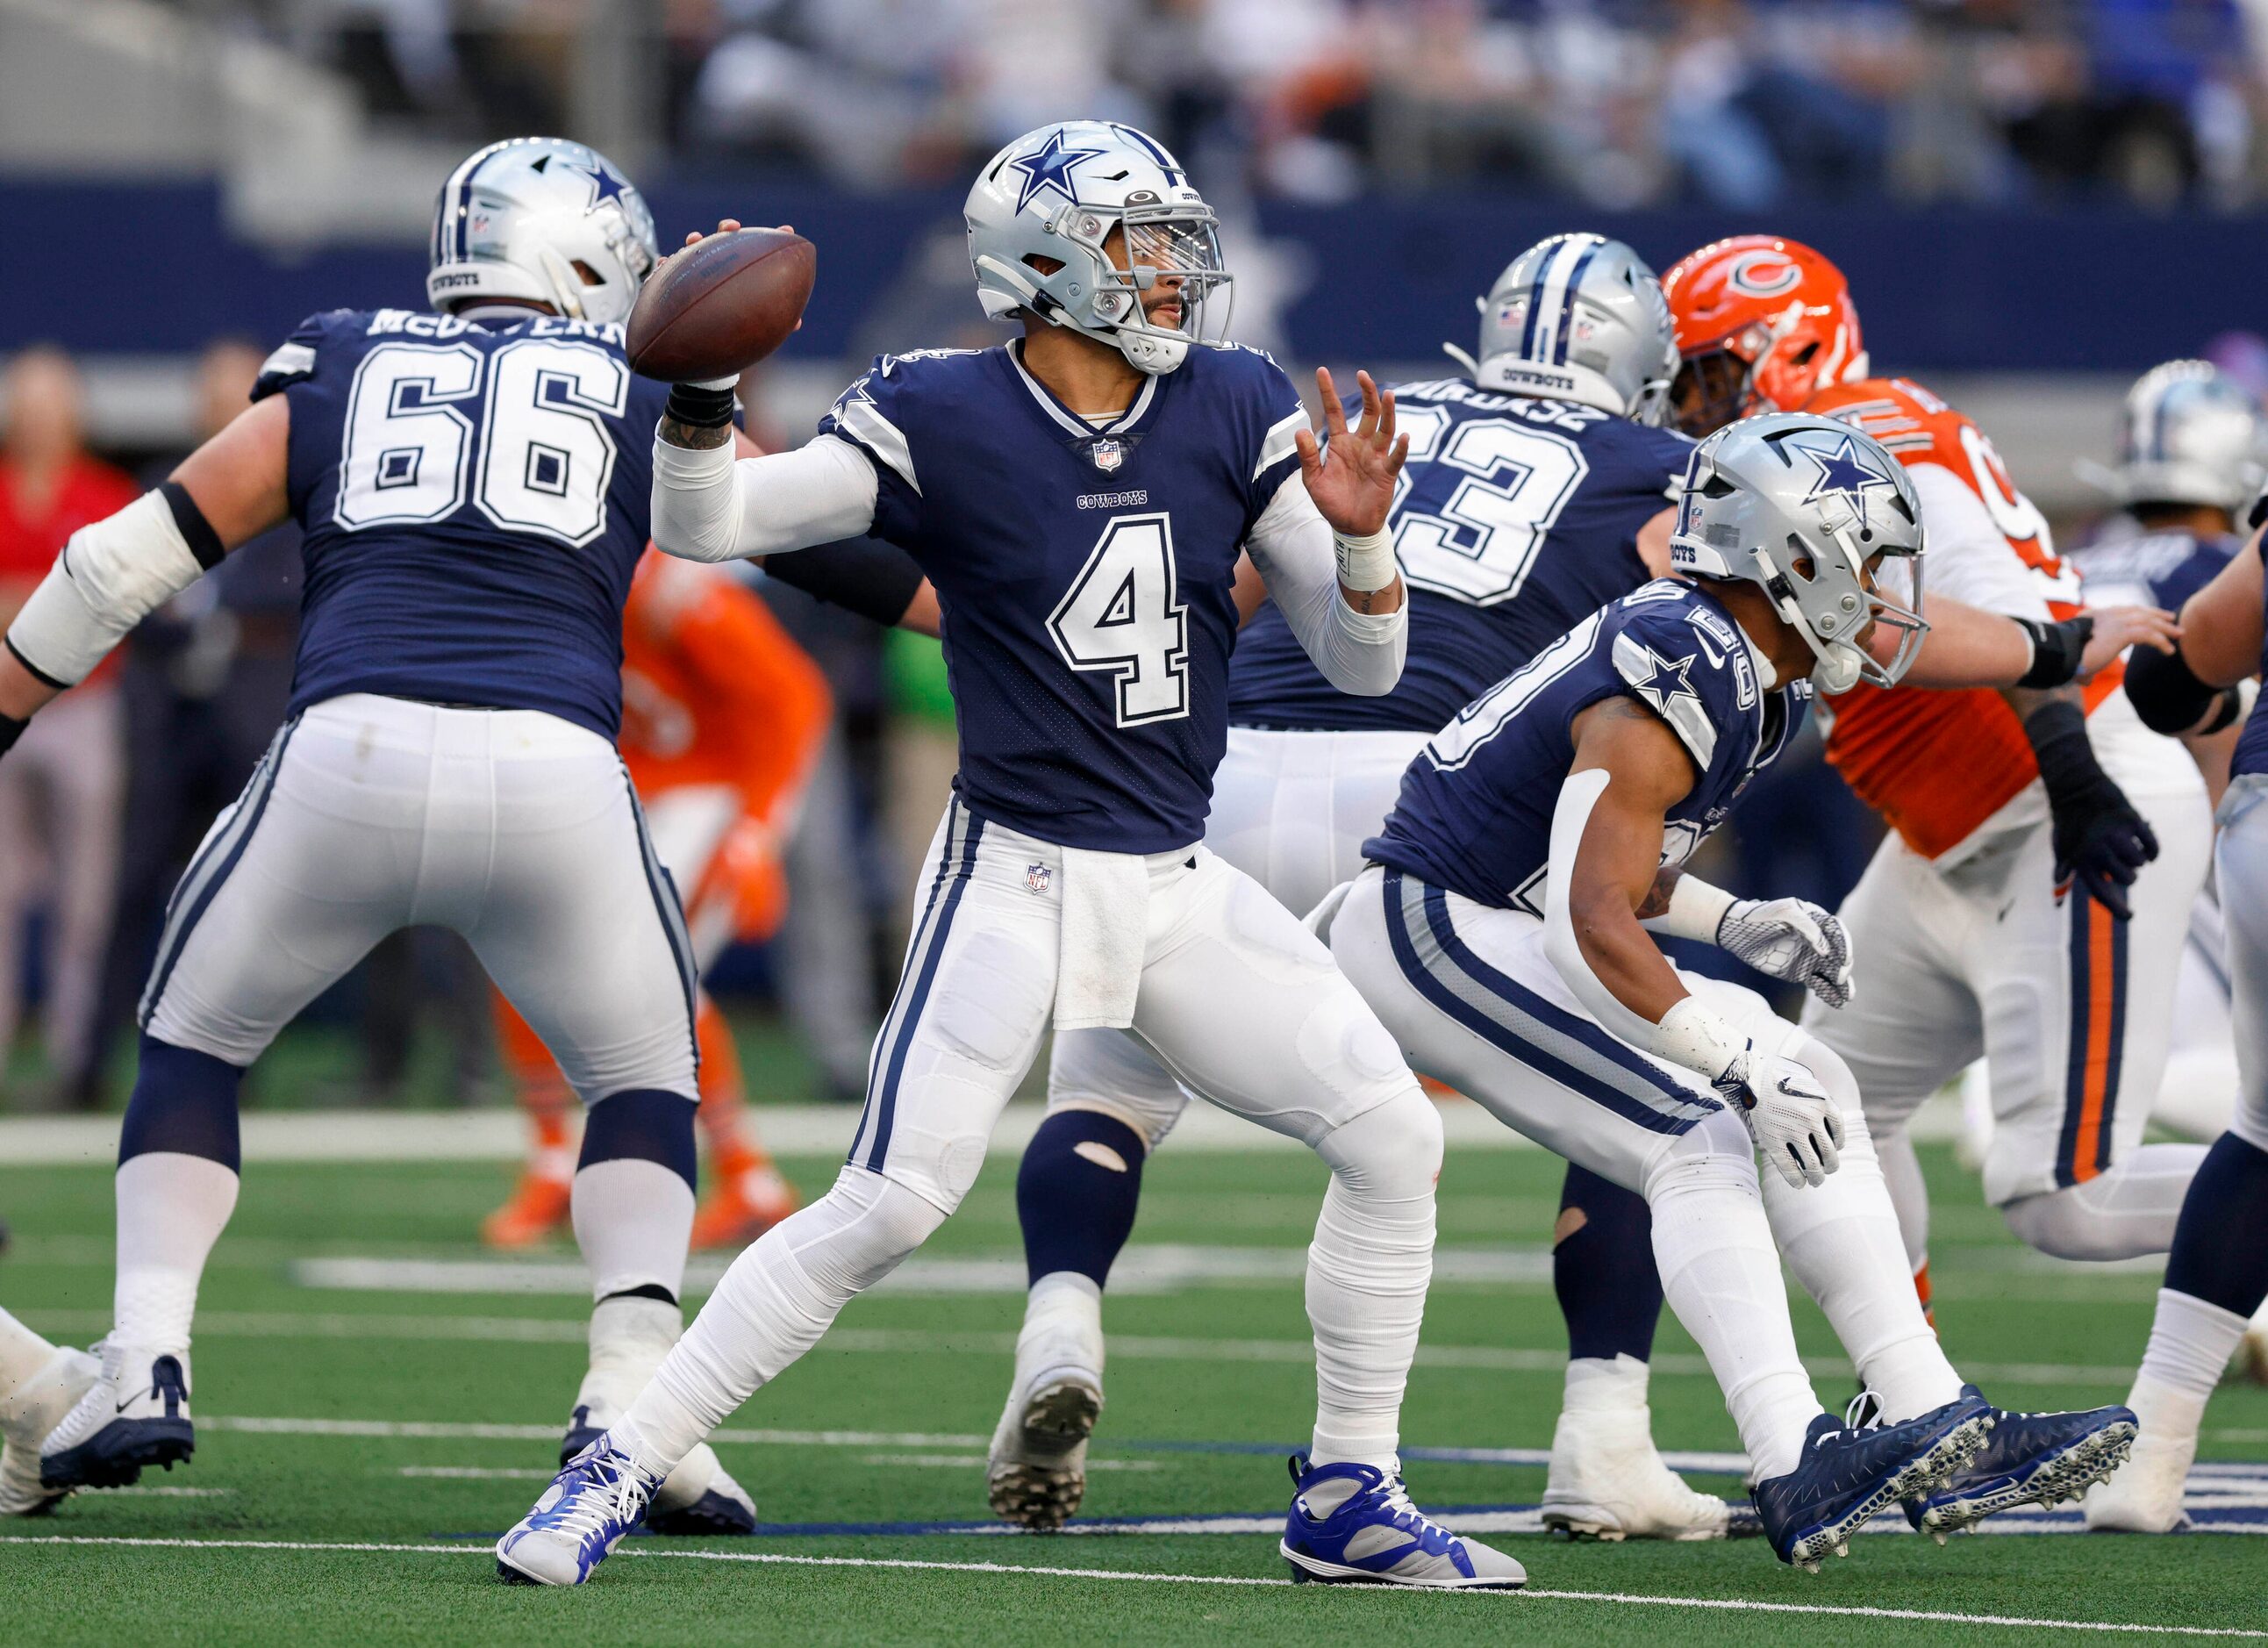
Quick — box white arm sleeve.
[1241,473,1406,696]
[651,432,880,564]
[6,490,206,687]
[1908,462,2052,621]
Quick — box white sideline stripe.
[205,1415,996,1449]
[0,1093,1972,1164]
[24,1308,2151,1386]
[1,1537,2262,1636]
[397,1466,555,1480]
[856,1454,1164,1472]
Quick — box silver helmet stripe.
[1518,237,1572,360]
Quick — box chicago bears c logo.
[1727,250,1803,299]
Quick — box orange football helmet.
[1661,235,1867,436]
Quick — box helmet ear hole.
[1023,254,1066,276]
[571,260,603,286]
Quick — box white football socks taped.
[0,1306,57,1398]
[571,1157,695,1303]
[1563,1352,1652,1415]
[1019,1271,1105,1390]
[1760,1103,1964,1422]
[1645,1141,1818,1483]
[2128,1286,2250,1441]
[112,1151,239,1352]
[618,1166,946,1480]
[1304,1093,1439,1473]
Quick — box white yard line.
[0,1535,2259,1637]
[20,1308,2152,1387]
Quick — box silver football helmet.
[426,137,658,326]
[2078,359,2268,515]
[1446,234,1678,425]
[966,121,1230,376]
[1670,412,1928,694]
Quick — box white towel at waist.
[1052,845,1152,1029]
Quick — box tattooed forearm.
[1635,863,1682,920]
[659,415,732,451]
[1338,577,1404,613]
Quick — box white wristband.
[1651,995,1749,1085]
[1640,872,1738,944]
[1333,527,1398,592]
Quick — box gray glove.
[1718,896,1853,1008]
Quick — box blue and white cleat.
[1753,1394,1993,1571]
[2,1344,100,1515]
[1906,1388,2136,1541]
[496,1433,662,1586]
[1279,1456,1527,1589]
[38,1339,195,1491]
[561,1402,755,1536]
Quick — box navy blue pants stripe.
[2055,892,2129,1187]
[140,714,301,1028]
[848,803,964,1165]
[858,805,985,1173]
[1383,870,1710,1136]
[621,761,702,1082]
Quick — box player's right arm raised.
[0,393,290,745]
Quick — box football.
[625,226,816,383]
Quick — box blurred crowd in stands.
[270,0,2268,207]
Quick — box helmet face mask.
[1670,412,1928,693]
[427,137,657,326]
[968,123,1232,376]
[1663,237,1866,437]
[1450,234,1678,424]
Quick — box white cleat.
[38,1339,194,1491]
[1541,1397,1744,1541]
[989,1283,1105,1531]
[2083,1424,2193,1533]
[1,1345,100,1515]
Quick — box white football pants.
[138,692,698,1102]
[2216,775,2268,1155]
[1048,726,1429,1147]
[619,795,1442,1473]
[1329,863,1964,1477]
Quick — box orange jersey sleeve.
[1805,377,2120,859]
[619,552,834,821]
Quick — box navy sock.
[2163,1131,2268,1317]
[1553,1163,1663,1363]
[119,1034,246,1171]
[581,1088,699,1191]
[1018,1109,1147,1288]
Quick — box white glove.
[1718,896,1853,1008]
[1715,1050,1845,1188]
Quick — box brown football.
[625,227,816,383]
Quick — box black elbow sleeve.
[762,536,925,627]
[2123,641,2218,735]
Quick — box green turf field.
[4,1129,2264,1644]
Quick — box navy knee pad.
[2164,1132,2268,1318]
[1553,1162,1663,1364]
[1018,1108,1147,1288]
[580,1088,698,1191]
[119,1035,246,1172]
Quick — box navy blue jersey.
[1367,579,1809,911]
[253,307,673,738]
[1227,381,1690,733]
[818,341,1305,852]
[2068,523,2241,617]
[2236,534,2268,780]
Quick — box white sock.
[113,1152,239,1351]
[1644,1133,1819,1482]
[572,1157,695,1302]
[2128,1287,2248,1443]
[1305,1094,1438,1473]
[618,1166,945,1479]
[585,1294,682,1392]
[1761,1106,1963,1421]
[1020,1272,1104,1383]
[1875,1123,1932,1272]
[1563,1353,1650,1415]
[0,1307,56,1399]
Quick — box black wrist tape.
[664,383,737,429]
[2014,614,2089,690]
[763,536,926,627]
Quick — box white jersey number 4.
[1049,512,1191,727]
[334,339,629,548]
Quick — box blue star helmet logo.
[1007,128,1108,214]
[547,153,631,211]
[1799,433,1897,531]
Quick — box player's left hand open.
[2077,605,2179,677]
[1298,367,1407,538]
[1718,896,1854,1009]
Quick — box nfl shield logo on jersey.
[1087,438,1126,475]
[1026,863,1052,895]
